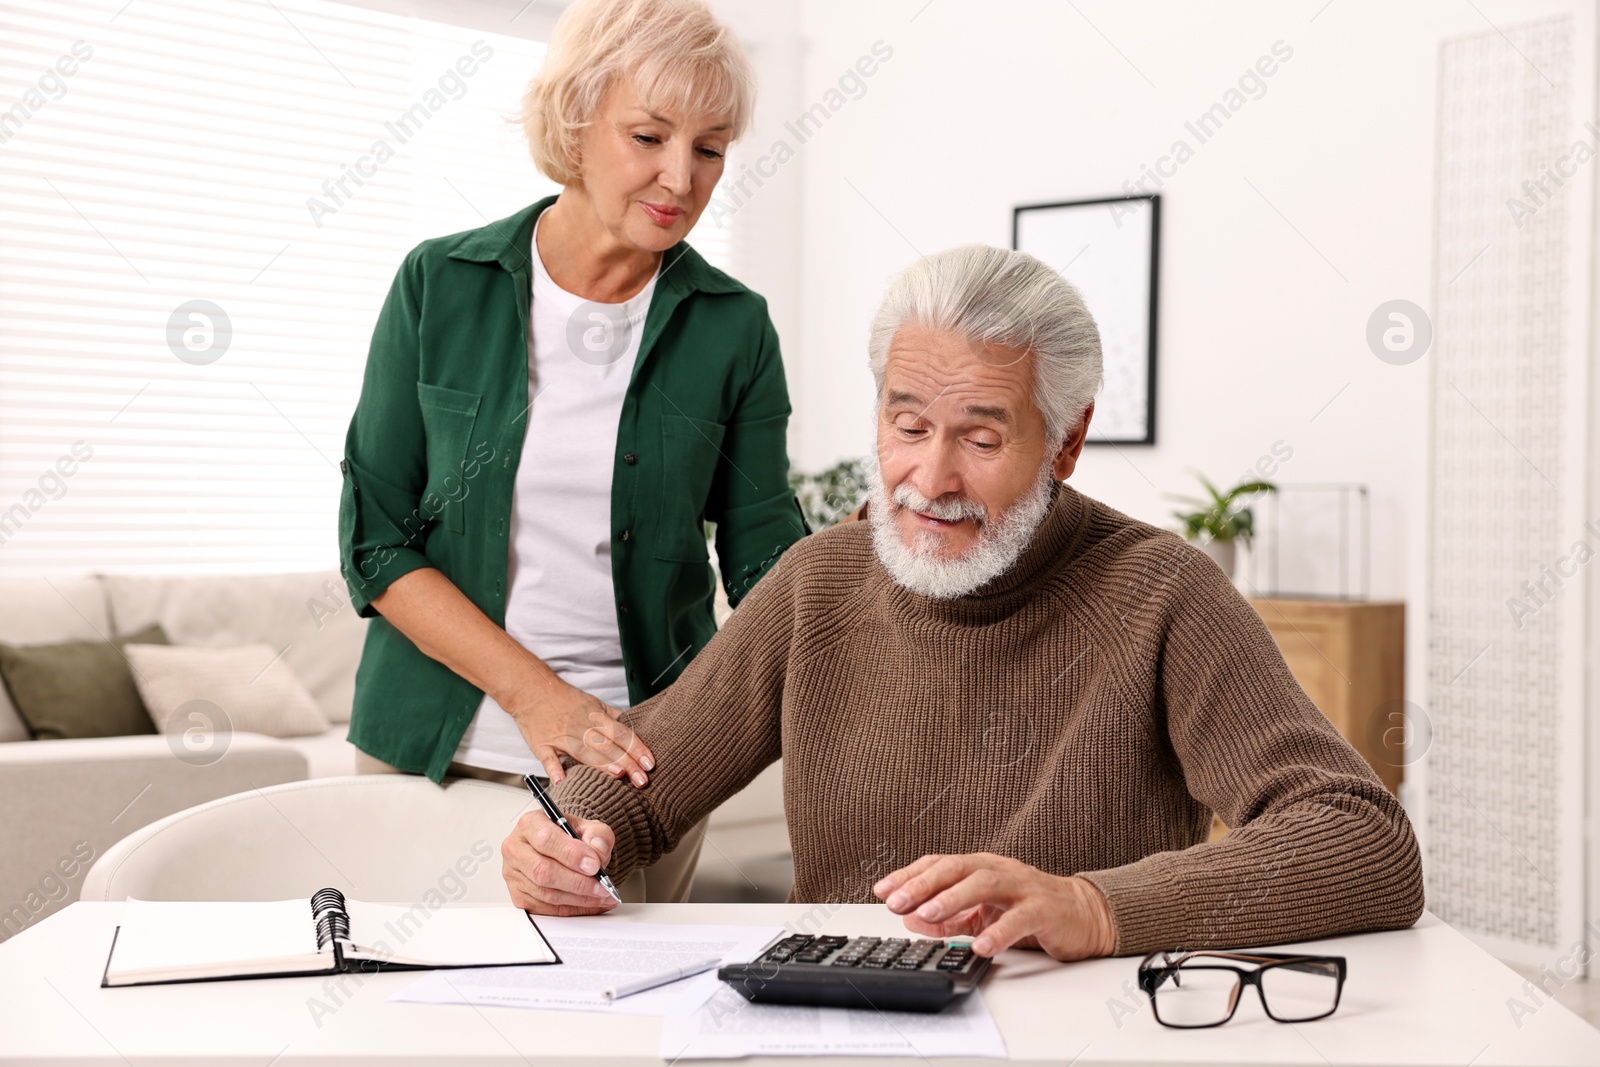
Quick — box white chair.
[81,776,533,904]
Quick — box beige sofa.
[0,571,787,941]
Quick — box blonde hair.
[521,0,755,186]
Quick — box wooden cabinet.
[1248,597,1407,793]
[1210,598,1406,838]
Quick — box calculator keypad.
[756,934,983,977]
[725,930,992,1012]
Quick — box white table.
[1,902,1596,1065]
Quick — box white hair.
[867,245,1104,446]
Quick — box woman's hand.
[367,569,655,786]
[503,674,654,787]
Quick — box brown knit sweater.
[558,483,1425,955]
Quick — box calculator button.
[764,934,815,962]
[864,939,912,968]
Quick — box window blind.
[0,0,735,576]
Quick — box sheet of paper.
[659,985,1007,1059]
[389,918,783,1017]
[110,899,318,976]
[344,901,555,966]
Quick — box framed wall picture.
[1012,195,1160,445]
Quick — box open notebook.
[102,888,559,987]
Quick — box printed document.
[390,918,782,1017]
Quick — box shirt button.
[623,452,637,465]
[621,529,631,542]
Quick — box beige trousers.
[354,750,704,904]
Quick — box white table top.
[2,902,1596,1065]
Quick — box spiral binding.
[310,887,350,950]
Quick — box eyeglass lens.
[1258,960,1341,1021]
[1150,967,1240,1027]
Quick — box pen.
[603,957,723,1000]
[521,773,623,904]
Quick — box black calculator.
[718,933,992,1013]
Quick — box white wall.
[771,0,1586,799]
[705,0,807,358]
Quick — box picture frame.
[1012,194,1160,445]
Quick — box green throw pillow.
[0,624,171,740]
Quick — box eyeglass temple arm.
[1158,951,1331,966]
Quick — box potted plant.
[788,458,870,530]
[705,458,871,550]
[1167,472,1276,579]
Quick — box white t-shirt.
[453,220,659,775]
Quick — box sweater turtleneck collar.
[878,480,1090,624]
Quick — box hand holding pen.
[513,774,623,909]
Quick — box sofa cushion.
[124,643,330,738]
[0,733,309,941]
[0,577,113,743]
[0,698,26,744]
[0,624,170,740]
[102,571,365,725]
[0,683,27,744]
[272,726,358,778]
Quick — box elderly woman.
[338,0,807,903]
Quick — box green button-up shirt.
[338,196,808,782]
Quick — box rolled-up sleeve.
[708,309,809,607]
[338,252,434,617]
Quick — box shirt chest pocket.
[417,383,482,535]
[654,413,727,562]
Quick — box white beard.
[867,456,1057,600]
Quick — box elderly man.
[501,244,1424,959]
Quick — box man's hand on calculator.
[873,852,1117,961]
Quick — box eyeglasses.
[1137,950,1347,1028]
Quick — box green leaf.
[1225,480,1276,504]
[1168,471,1278,542]
[789,457,870,529]
[1196,472,1227,508]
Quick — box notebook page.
[109,899,322,979]
[344,902,555,966]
